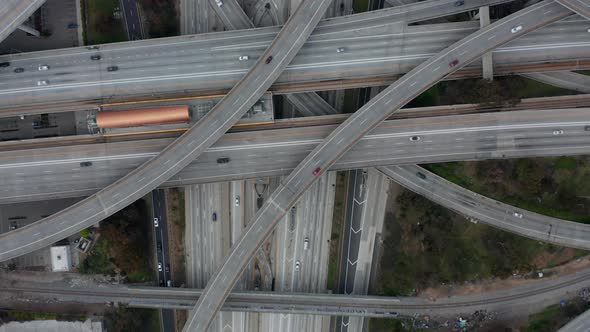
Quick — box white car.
[409,136,421,141]
[158,262,162,271]
[336,47,345,53]
[294,261,300,271]
[303,237,309,250]
[238,55,249,61]
[511,25,523,33]
[513,211,523,218]
[38,64,50,71]
[215,0,223,6]
[235,195,240,206]
[552,129,564,135]
[154,217,159,227]
[37,80,49,86]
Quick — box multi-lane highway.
[0,0,332,268]
[4,266,590,318]
[0,0,46,44]
[187,2,577,329]
[0,0,552,112]
[0,108,589,204]
[378,165,590,249]
[180,0,210,34]
[209,0,253,30]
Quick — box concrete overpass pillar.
[17,23,40,37]
[479,6,493,80]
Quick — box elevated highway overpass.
[3,266,590,318]
[4,0,590,114]
[186,2,578,329]
[0,0,46,44]
[0,108,589,204]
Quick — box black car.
[14,67,24,73]
[585,125,590,131]
[159,280,165,287]
[67,23,78,29]
[165,264,170,273]
[90,55,101,61]
[454,0,464,6]
[0,62,10,68]
[265,56,273,64]
[217,157,230,164]
[416,172,426,180]
[107,66,118,72]
[157,242,162,253]
[80,161,93,167]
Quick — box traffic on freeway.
[186,1,577,330]
[0,108,589,204]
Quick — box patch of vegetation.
[79,229,90,238]
[520,298,590,332]
[328,171,348,291]
[79,200,152,282]
[406,85,441,108]
[369,317,418,332]
[138,0,179,38]
[424,156,590,223]
[85,0,127,44]
[104,306,160,332]
[0,309,86,322]
[374,188,585,296]
[353,0,370,13]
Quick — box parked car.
[67,23,78,29]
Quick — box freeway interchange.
[1,0,590,330]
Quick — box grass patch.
[327,171,348,291]
[369,317,416,332]
[79,200,153,282]
[104,306,160,332]
[374,188,587,296]
[85,0,127,44]
[353,0,370,13]
[137,0,179,38]
[0,310,86,323]
[406,84,441,108]
[425,156,590,223]
[520,299,590,332]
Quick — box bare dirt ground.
[164,188,187,331]
[419,255,590,299]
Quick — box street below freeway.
[119,0,143,40]
[0,108,589,204]
[187,1,577,328]
[0,0,46,44]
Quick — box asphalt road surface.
[0,0,525,111]
[557,0,590,19]
[557,308,590,331]
[209,0,253,30]
[187,1,576,328]
[0,0,46,44]
[0,108,589,204]
[119,0,143,40]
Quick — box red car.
[312,167,321,176]
[448,59,459,68]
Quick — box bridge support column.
[479,6,494,80]
[17,24,40,37]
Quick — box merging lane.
[187,1,576,329]
[0,0,46,44]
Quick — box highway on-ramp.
[0,0,332,265]
[187,1,576,330]
[378,165,590,249]
[557,0,590,19]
